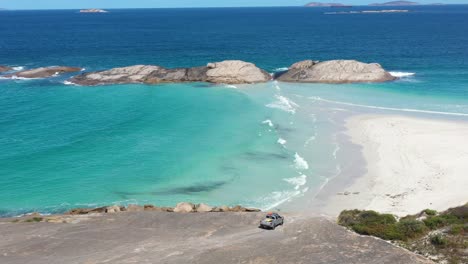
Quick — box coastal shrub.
[448,224,465,235]
[430,234,448,247]
[338,210,404,240]
[396,219,427,239]
[423,216,447,229]
[25,217,43,223]
[424,209,437,216]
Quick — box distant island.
[305,2,352,7]
[79,9,108,13]
[325,9,410,14]
[306,1,447,7]
[369,1,419,6]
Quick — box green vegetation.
[25,217,43,223]
[424,209,437,216]
[430,234,448,246]
[338,210,426,241]
[338,203,467,264]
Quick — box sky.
[0,0,466,10]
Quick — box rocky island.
[305,2,350,7]
[4,66,82,78]
[70,60,272,85]
[68,59,395,85]
[276,60,396,83]
[0,65,13,72]
[1,60,396,84]
[369,1,419,6]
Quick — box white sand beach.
[324,114,468,217]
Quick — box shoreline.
[320,114,468,217]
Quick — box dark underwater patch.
[243,151,289,161]
[114,180,227,198]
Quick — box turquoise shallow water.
[1,6,468,216]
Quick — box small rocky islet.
[1,59,396,84]
[2,66,82,78]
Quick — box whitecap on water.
[294,153,309,170]
[273,67,289,72]
[63,81,76,85]
[266,95,299,114]
[277,138,287,145]
[283,174,307,190]
[389,71,416,78]
[262,119,274,127]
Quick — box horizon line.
[2,4,468,11]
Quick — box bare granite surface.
[0,212,432,264]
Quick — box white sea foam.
[304,134,317,147]
[266,95,299,114]
[272,80,281,91]
[294,153,309,170]
[273,67,289,72]
[12,66,24,71]
[63,81,75,85]
[284,174,307,190]
[262,119,274,127]
[277,138,287,145]
[309,96,468,117]
[261,190,302,211]
[225,84,238,89]
[332,143,340,160]
[390,71,416,78]
[0,75,36,80]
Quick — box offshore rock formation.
[276,60,396,83]
[70,60,271,85]
[5,66,82,78]
[0,66,13,72]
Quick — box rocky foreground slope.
[0,212,431,264]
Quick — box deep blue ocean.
[1,6,468,216]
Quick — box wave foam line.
[277,138,287,146]
[262,119,274,127]
[294,153,309,170]
[309,96,468,117]
[389,71,415,78]
[273,67,289,72]
[266,95,299,114]
[283,174,307,190]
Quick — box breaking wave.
[309,96,468,117]
[390,71,416,78]
[277,138,287,145]
[273,67,289,72]
[262,119,274,127]
[283,174,307,190]
[266,95,299,114]
[294,153,309,170]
